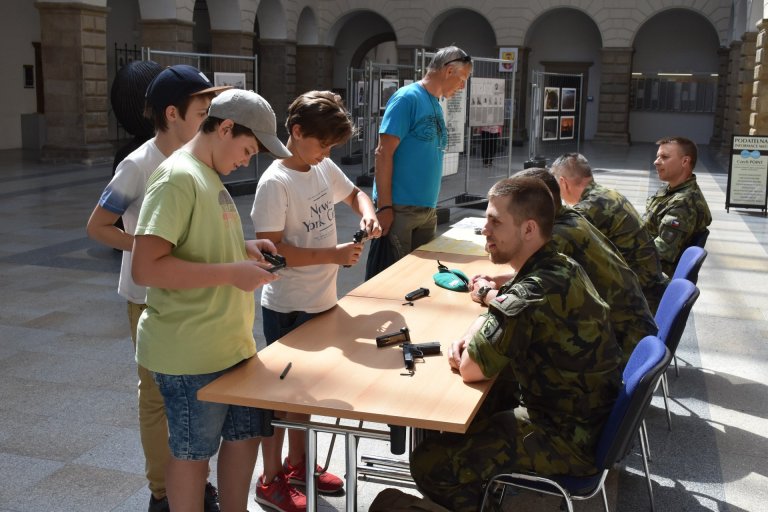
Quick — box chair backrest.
[594,335,672,469]
[672,246,708,284]
[655,279,700,355]
[689,228,710,248]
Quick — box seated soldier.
[644,136,712,276]
[551,152,667,312]
[471,168,657,367]
[410,176,622,512]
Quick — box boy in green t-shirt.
[132,89,291,512]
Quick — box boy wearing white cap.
[86,64,229,512]
[131,89,291,512]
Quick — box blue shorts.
[154,363,274,461]
[262,307,320,345]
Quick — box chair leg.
[641,420,651,461]
[673,355,679,377]
[600,484,610,512]
[661,373,672,431]
[638,431,656,512]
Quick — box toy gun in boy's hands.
[263,252,286,273]
[343,229,371,268]
[401,341,441,375]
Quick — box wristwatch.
[476,285,493,305]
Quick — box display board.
[726,135,768,214]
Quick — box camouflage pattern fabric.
[553,206,658,365]
[574,181,667,312]
[643,175,712,277]
[410,242,621,512]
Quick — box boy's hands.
[360,216,383,239]
[336,241,363,266]
[229,260,278,292]
[245,239,278,261]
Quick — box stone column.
[36,2,111,163]
[594,47,633,145]
[735,32,758,137]
[140,19,194,52]
[296,46,334,94]
[256,39,297,129]
[211,30,257,90]
[710,47,730,147]
[750,20,768,135]
[512,47,530,145]
[720,40,743,153]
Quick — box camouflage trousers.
[410,407,595,512]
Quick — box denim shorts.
[154,363,274,460]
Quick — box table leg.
[345,432,358,511]
[306,428,317,511]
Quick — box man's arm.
[448,316,491,383]
[132,234,277,292]
[373,133,400,234]
[86,205,133,251]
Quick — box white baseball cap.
[208,89,291,159]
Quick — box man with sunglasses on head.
[368,46,472,277]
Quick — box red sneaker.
[283,457,344,494]
[254,473,306,512]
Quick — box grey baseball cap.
[208,89,291,159]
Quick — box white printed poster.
[440,88,466,154]
[469,78,505,127]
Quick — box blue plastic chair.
[672,246,708,285]
[654,279,700,429]
[481,336,671,512]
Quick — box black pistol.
[402,342,441,374]
[263,252,286,273]
[343,229,370,268]
[376,327,410,347]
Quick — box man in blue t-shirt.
[370,46,472,273]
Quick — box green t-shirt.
[135,150,256,375]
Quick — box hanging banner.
[726,135,768,214]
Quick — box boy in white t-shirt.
[250,90,381,511]
[85,64,229,512]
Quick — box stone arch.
[256,0,287,40]
[296,6,318,45]
[326,10,396,87]
[630,3,730,47]
[424,7,497,57]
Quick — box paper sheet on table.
[418,225,488,256]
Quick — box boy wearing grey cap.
[131,89,291,512]
[86,64,229,512]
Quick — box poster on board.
[726,135,768,214]
[469,77,505,127]
[440,88,466,154]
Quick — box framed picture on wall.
[214,72,246,89]
[561,88,576,111]
[559,116,575,140]
[542,116,558,141]
[380,79,398,110]
[544,87,560,112]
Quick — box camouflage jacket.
[467,241,622,462]
[643,175,712,276]
[574,181,667,311]
[552,206,658,363]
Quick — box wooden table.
[198,248,508,510]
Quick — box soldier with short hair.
[410,176,622,512]
[551,152,667,311]
[644,136,712,276]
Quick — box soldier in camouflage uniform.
[410,176,622,512]
[644,136,712,276]
[551,153,667,312]
[474,168,657,366]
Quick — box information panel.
[726,135,768,214]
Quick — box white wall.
[0,0,40,150]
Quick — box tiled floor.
[0,142,766,511]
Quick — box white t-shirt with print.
[251,158,355,313]
[97,138,165,304]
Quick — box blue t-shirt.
[374,82,446,208]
